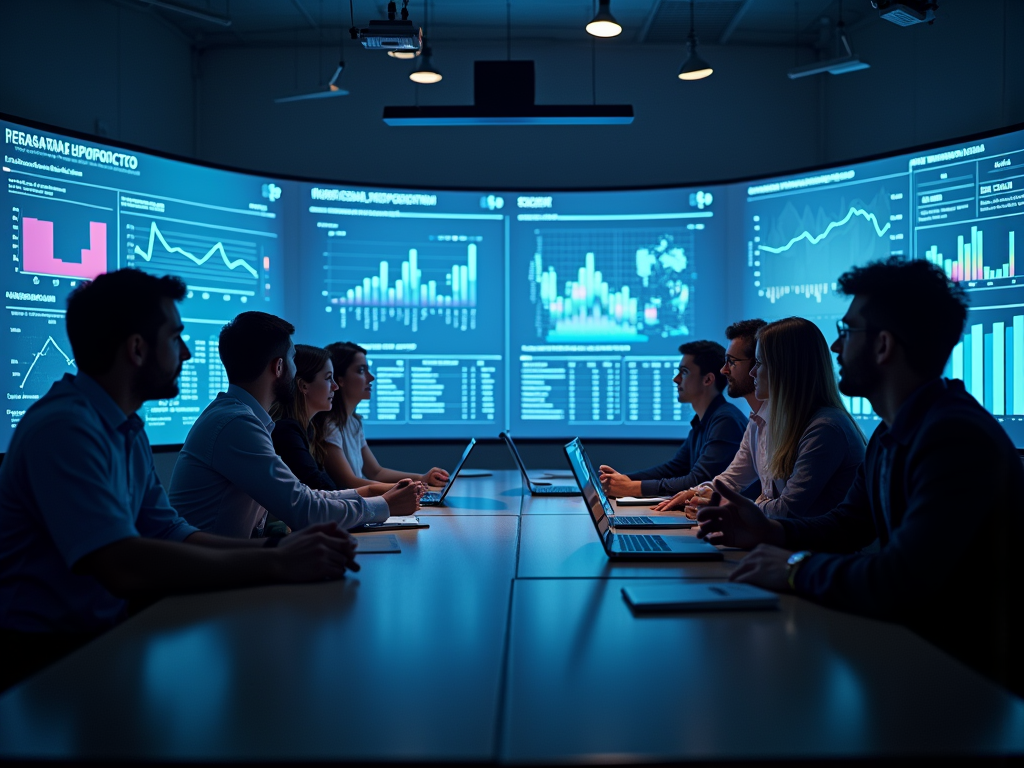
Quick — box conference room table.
[1,468,1022,764]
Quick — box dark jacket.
[784,378,1024,696]
[628,394,747,496]
[271,418,337,492]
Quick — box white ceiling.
[132,0,879,48]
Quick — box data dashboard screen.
[3,114,1024,449]
[295,184,506,438]
[2,119,286,451]
[741,129,1024,445]
[506,188,727,438]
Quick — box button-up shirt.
[0,374,197,633]
[169,385,387,537]
[714,401,771,502]
[627,394,747,496]
[783,378,1024,696]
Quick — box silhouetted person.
[0,270,359,692]
[699,258,1024,695]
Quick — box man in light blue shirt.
[0,270,360,692]
[170,312,417,537]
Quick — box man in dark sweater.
[599,340,746,498]
[698,258,1024,696]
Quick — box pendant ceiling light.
[409,0,441,83]
[410,45,442,83]
[389,48,421,59]
[586,0,622,38]
[678,1,713,80]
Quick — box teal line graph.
[132,221,259,279]
[759,206,891,254]
[21,336,75,390]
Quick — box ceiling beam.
[719,0,756,44]
[289,0,319,28]
[135,0,232,26]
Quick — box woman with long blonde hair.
[749,316,865,518]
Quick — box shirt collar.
[691,393,728,431]
[886,377,947,445]
[73,373,141,434]
[227,384,274,432]
[750,399,768,427]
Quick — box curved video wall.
[2,114,1022,449]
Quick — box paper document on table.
[615,496,668,506]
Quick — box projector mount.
[350,0,422,52]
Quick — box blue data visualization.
[507,189,729,439]
[3,113,1024,448]
[294,185,506,438]
[1,118,286,451]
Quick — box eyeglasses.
[723,355,752,367]
[835,320,875,340]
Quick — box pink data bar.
[22,218,107,280]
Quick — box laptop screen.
[563,438,611,538]
[437,438,477,501]
[500,431,532,483]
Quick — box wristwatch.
[786,550,812,591]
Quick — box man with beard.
[697,258,1024,696]
[0,271,361,692]
[650,319,767,514]
[170,312,420,538]
[599,340,746,498]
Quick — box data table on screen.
[507,188,726,439]
[297,186,507,438]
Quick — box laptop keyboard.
[420,492,441,504]
[618,534,670,552]
[534,485,579,494]
[611,516,654,525]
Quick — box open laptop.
[420,438,476,506]
[564,439,695,529]
[563,438,721,560]
[500,431,580,496]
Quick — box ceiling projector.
[351,0,421,51]
[352,19,422,51]
[871,1,937,26]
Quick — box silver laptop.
[500,431,580,496]
[563,438,721,559]
[420,438,476,506]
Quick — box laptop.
[563,438,721,560]
[564,439,695,530]
[420,438,476,506]
[500,431,580,496]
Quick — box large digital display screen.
[3,113,1022,450]
[741,131,1024,446]
[2,118,286,450]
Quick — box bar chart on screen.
[947,313,1024,417]
[529,228,694,344]
[324,235,482,333]
[921,223,1019,287]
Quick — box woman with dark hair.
[322,342,449,490]
[270,345,406,499]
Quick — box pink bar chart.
[22,218,107,280]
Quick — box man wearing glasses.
[650,319,767,514]
[697,257,1024,696]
